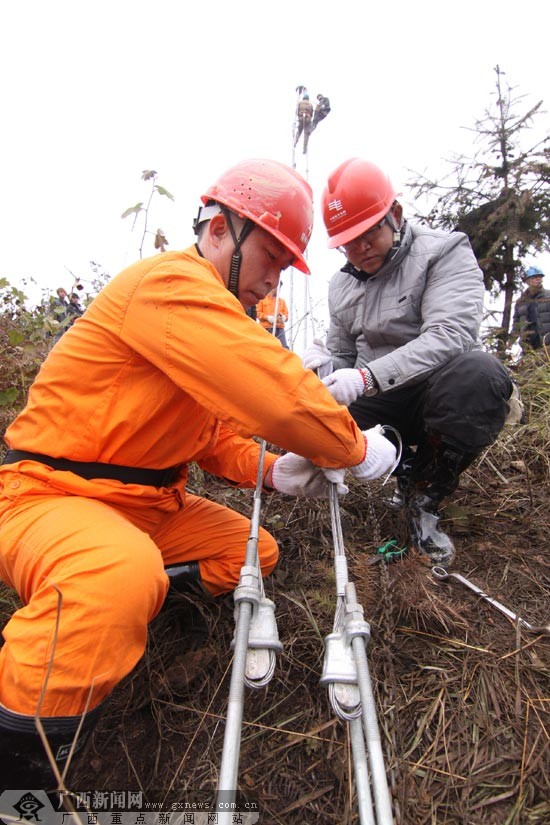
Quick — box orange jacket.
[3,246,365,509]
[256,294,289,330]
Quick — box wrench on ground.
[431,566,550,636]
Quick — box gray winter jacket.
[326,221,484,393]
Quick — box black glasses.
[342,217,388,251]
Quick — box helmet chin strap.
[221,207,255,298]
[382,211,405,266]
[384,211,403,252]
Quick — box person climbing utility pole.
[0,158,397,790]
[311,93,331,131]
[294,92,313,154]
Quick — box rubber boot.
[165,560,201,593]
[0,701,103,790]
[405,439,480,566]
[384,448,416,510]
[406,492,457,566]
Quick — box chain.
[364,480,403,825]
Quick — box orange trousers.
[0,486,278,718]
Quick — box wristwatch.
[359,367,378,395]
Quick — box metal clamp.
[243,597,283,652]
[320,631,359,685]
[319,631,362,718]
[231,596,283,687]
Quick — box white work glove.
[302,338,333,374]
[270,452,348,497]
[322,368,365,406]
[350,426,397,481]
[266,314,275,323]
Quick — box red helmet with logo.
[322,158,397,248]
[202,159,313,273]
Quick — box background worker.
[51,287,83,342]
[54,286,69,308]
[68,291,84,318]
[0,158,396,788]
[312,94,331,131]
[304,158,513,567]
[294,93,313,154]
[256,287,290,349]
[51,286,70,328]
[512,265,550,350]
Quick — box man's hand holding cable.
[321,367,378,406]
[264,421,395,494]
[350,425,397,480]
[265,452,348,497]
[302,338,333,373]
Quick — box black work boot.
[165,560,201,593]
[0,701,103,789]
[405,438,480,566]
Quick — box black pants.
[348,351,512,453]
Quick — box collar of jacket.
[524,285,546,298]
[340,220,413,282]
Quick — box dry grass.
[1,349,549,823]
[72,465,549,823]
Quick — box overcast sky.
[1,0,548,345]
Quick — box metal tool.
[321,483,394,825]
[215,440,282,824]
[431,566,550,635]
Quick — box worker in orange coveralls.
[0,159,397,789]
[256,287,290,348]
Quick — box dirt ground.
[1,359,549,825]
[60,426,549,825]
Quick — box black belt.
[2,450,181,487]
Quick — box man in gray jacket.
[304,158,513,566]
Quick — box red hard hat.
[202,159,313,273]
[322,158,397,248]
